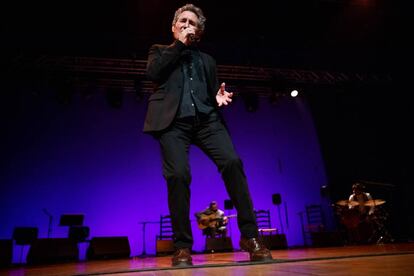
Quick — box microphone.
[188,33,199,44]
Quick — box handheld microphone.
[188,33,199,43]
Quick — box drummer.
[348,182,375,216]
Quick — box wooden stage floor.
[2,243,414,275]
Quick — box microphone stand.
[277,204,285,234]
[42,209,53,238]
[284,201,289,229]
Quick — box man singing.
[143,3,272,266]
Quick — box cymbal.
[364,199,386,206]
[335,200,359,207]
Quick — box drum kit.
[334,198,391,244]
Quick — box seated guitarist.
[195,201,228,238]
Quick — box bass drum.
[340,208,376,244]
[340,208,362,229]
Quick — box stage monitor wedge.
[0,239,13,267]
[87,237,131,260]
[205,237,233,253]
[26,238,79,265]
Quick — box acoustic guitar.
[197,214,237,230]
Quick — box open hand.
[216,82,233,107]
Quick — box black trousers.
[158,114,258,249]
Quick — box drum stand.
[368,210,393,244]
[372,222,393,244]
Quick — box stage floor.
[2,243,414,275]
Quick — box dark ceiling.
[2,1,403,72]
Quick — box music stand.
[59,214,84,226]
[59,214,88,260]
[69,226,90,242]
[60,215,86,241]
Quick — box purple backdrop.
[2,87,327,261]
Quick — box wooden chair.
[304,204,326,246]
[155,215,174,256]
[254,210,278,236]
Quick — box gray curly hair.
[172,4,206,35]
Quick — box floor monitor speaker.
[26,238,78,265]
[87,237,131,260]
[205,237,233,253]
[0,239,13,267]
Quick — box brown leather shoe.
[172,248,193,267]
[239,237,273,261]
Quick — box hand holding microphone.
[181,27,198,45]
[188,33,196,43]
[187,33,200,44]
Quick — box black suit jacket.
[143,40,220,133]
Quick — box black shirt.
[177,48,214,119]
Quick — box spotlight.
[290,89,299,98]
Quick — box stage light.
[290,89,299,98]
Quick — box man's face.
[172,11,199,40]
[211,204,218,212]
